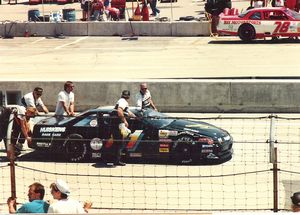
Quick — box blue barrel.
[28,9,40,21]
[62,9,76,21]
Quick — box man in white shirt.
[48,179,92,214]
[135,83,157,111]
[55,81,75,116]
[21,87,49,114]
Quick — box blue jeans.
[149,0,160,15]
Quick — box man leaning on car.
[105,90,136,167]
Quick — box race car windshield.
[57,109,92,125]
[285,8,300,19]
[143,109,174,128]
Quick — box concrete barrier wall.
[1,81,300,113]
[0,21,210,37]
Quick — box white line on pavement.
[54,36,88,50]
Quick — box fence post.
[6,111,17,210]
[272,147,278,212]
[269,114,276,163]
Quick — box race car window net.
[285,8,300,19]
[249,12,261,20]
[238,10,250,18]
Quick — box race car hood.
[163,119,229,139]
[36,116,75,126]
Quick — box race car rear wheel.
[238,24,256,42]
[64,134,87,162]
[172,136,194,164]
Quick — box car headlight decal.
[198,137,214,145]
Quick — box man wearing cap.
[135,83,157,111]
[48,179,92,213]
[7,182,49,213]
[291,192,300,212]
[107,90,136,166]
[21,87,49,114]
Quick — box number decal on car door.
[273,21,290,33]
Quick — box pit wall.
[0,21,210,37]
[1,80,300,113]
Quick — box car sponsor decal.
[202,144,213,148]
[41,132,62,137]
[198,137,214,144]
[159,139,171,153]
[90,138,103,150]
[129,152,142,157]
[36,142,51,147]
[126,130,144,151]
[40,127,66,132]
[158,130,178,138]
[90,120,98,127]
[92,152,101,158]
[224,20,261,25]
[201,149,213,153]
[160,143,169,147]
[183,128,199,133]
[159,148,169,153]
[206,153,219,159]
[186,124,212,129]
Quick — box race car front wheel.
[238,24,256,42]
[172,136,194,164]
[64,134,87,162]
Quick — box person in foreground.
[48,179,92,213]
[7,182,49,213]
[291,192,300,212]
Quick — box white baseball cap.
[55,179,70,195]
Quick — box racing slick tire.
[238,24,256,42]
[171,135,194,164]
[63,134,88,162]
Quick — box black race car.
[30,107,233,164]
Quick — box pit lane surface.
[1,113,300,213]
[1,36,300,81]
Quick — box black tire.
[63,134,87,162]
[238,24,256,42]
[172,136,194,164]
